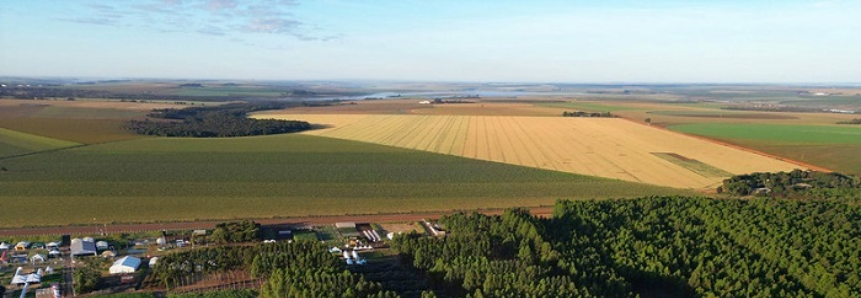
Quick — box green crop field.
[0,118,144,144]
[0,134,686,228]
[669,123,861,174]
[0,128,81,158]
[669,123,861,144]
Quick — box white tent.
[148,257,159,267]
[30,254,46,263]
[109,256,141,274]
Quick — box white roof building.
[71,240,97,257]
[96,241,109,250]
[109,256,141,274]
[0,242,9,250]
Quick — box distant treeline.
[837,118,861,124]
[719,169,861,199]
[562,111,615,118]
[125,102,312,137]
[0,86,351,102]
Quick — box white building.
[109,256,141,274]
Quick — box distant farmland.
[0,134,683,228]
[254,113,801,188]
[670,123,861,174]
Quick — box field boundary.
[619,117,832,172]
[0,207,556,237]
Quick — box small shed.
[48,249,62,258]
[31,242,46,250]
[30,254,46,263]
[109,256,141,274]
[96,241,109,250]
[0,242,9,250]
[46,242,59,250]
[15,241,30,251]
[148,257,159,267]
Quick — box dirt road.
[0,207,555,237]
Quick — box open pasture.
[255,113,801,188]
[0,134,682,228]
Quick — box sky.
[1,0,859,83]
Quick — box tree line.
[562,111,615,118]
[125,102,312,137]
[719,169,861,199]
[837,118,861,125]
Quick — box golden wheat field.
[253,113,800,189]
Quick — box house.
[30,254,46,263]
[15,241,30,251]
[109,256,141,274]
[70,239,97,257]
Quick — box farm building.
[109,256,141,274]
[70,239,97,257]
[15,241,30,251]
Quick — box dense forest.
[125,102,312,137]
[720,169,861,199]
[392,195,861,298]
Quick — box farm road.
[0,207,555,237]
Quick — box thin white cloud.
[70,0,336,42]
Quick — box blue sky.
[1,0,859,83]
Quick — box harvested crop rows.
[257,113,801,188]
